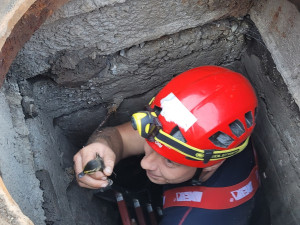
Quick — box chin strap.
[190,168,203,186]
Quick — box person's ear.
[202,160,225,172]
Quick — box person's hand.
[73,142,116,189]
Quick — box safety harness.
[163,147,260,210]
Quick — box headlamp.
[131,109,249,164]
[131,111,161,141]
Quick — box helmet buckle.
[203,150,215,164]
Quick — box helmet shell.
[147,66,258,168]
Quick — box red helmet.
[132,66,258,168]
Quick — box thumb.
[101,147,116,176]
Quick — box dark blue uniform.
[160,141,257,225]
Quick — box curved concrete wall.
[0,177,33,224]
[0,0,69,223]
[0,0,69,87]
[0,0,299,224]
[248,1,300,224]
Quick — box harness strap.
[163,165,259,210]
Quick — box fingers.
[102,157,115,176]
[76,172,109,189]
[73,142,116,189]
[73,152,84,178]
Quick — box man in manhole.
[74,66,263,225]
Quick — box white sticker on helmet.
[160,93,197,132]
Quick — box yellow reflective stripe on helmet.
[148,97,155,105]
[154,129,249,161]
[154,135,202,161]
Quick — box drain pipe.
[156,206,163,220]
[133,199,147,225]
[115,192,131,225]
[147,203,158,225]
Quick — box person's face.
[140,142,197,184]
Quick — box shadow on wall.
[288,0,300,10]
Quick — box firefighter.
[74,66,259,225]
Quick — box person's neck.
[198,160,225,182]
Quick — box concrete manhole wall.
[0,0,299,225]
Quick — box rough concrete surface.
[242,37,300,225]
[1,0,255,223]
[17,18,249,147]
[0,80,45,224]
[250,0,300,108]
[44,0,126,24]
[25,112,77,225]
[3,3,254,222]
[9,0,253,79]
[1,0,300,224]
[1,77,115,225]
